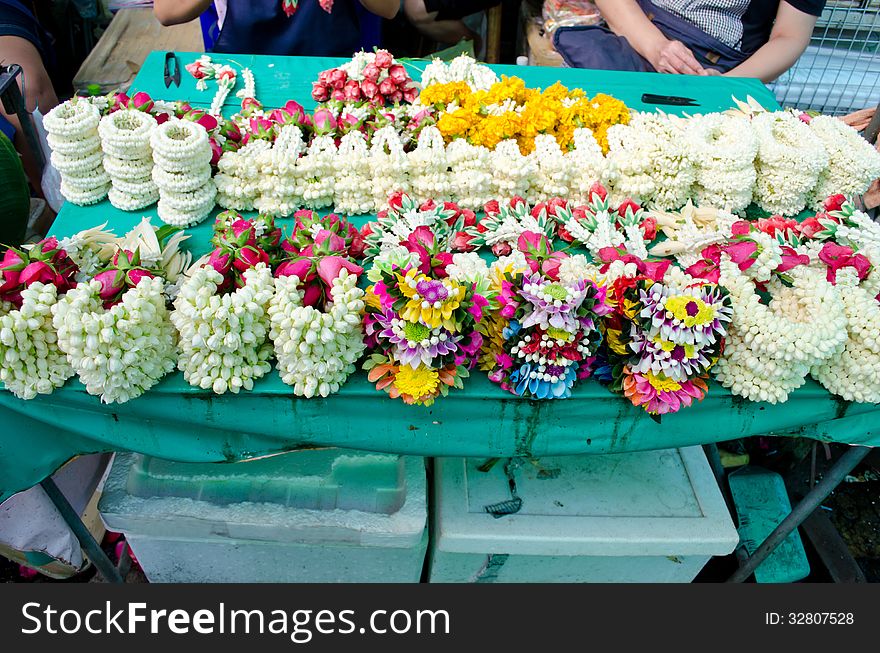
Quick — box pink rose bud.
[389,90,403,103]
[731,220,752,236]
[361,80,379,99]
[233,246,269,272]
[217,68,236,84]
[343,84,362,102]
[509,196,526,209]
[231,219,257,246]
[374,50,394,69]
[302,282,324,308]
[312,81,331,102]
[94,269,124,301]
[362,64,380,82]
[185,61,206,79]
[378,78,397,97]
[40,236,59,253]
[484,199,500,216]
[317,256,363,286]
[127,268,155,286]
[113,92,130,111]
[491,242,512,257]
[617,198,641,217]
[112,249,134,266]
[130,92,154,113]
[823,194,846,212]
[0,265,21,294]
[331,89,346,102]
[403,87,419,104]
[209,137,223,166]
[19,261,55,287]
[221,119,242,142]
[155,112,170,125]
[328,68,348,90]
[284,100,305,122]
[276,258,314,281]
[312,108,337,134]
[388,65,408,84]
[452,231,476,252]
[208,249,233,276]
[315,229,346,253]
[589,181,608,202]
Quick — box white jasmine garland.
[295,135,336,209]
[47,134,101,156]
[714,256,848,403]
[811,268,880,403]
[446,252,489,285]
[421,54,498,91]
[103,155,153,181]
[171,263,275,394]
[490,139,534,201]
[557,254,601,284]
[686,113,756,212]
[408,126,450,203]
[333,131,373,215]
[52,276,176,404]
[751,111,827,215]
[269,270,366,397]
[152,163,213,193]
[60,181,111,206]
[50,148,104,175]
[565,128,609,203]
[743,231,784,283]
[98,109,156,156]
[44,98,101,138]
[446,139,492,210]
[528,134,570,203]
[108,187,160,211]
[0,283,74,399]
[370,126,411,211]
[563,208,625,260]
[809,115,880,206]
[152,119,215,226]
[236,67,256,101]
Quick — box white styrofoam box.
[99,451,428,583]
[430,447,739,583]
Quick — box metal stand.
[0,64,46,168]
[727,445,871,583]
[39,477,123,584]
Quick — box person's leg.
[553,25,654,71]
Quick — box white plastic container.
[430,447,738,583]
[99,450,428,583]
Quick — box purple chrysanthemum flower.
[628,326,713,382]
[518,274,590,332]
[374,309,460,369]
[638,283,731,346]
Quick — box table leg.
[726,444,871,583]
[39,476,124,584]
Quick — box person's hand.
[652,39,708,75]
[704,67,723,76]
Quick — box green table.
[2,52,876,505]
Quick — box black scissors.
[164,52,181,88]
[641,93,699,107]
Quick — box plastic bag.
[542,0,602,35]
[32,108,64,213]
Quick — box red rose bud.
[328,68,348,90]
[0,250,24,293]
[798,216,824,239]
[360,222,374,238]
[302,282,324,308]
[112,92,130,112]
[129,92,154,113]
[491,241,512,256]
[276,258,315,282]
[38,236,59,255]
[460,209,477,227]
[317,256,363,286]
[312,108,337,134]
[362,63,381,83]
[823,194,846,212]
[249,116,275,140]
[517,231,551,259]
[240,97,263,116]
[509,196,526,209]
[94,269,124,301]
[452,231,477,252]
[723,240,759,271]
[208,249,233,276]
[312,81,331,102]
[349,231,366,259]
[112,249,135,266]
[407,225,436,251]
[233,246,269,272]
[374,50,394,69]
[776,246,810,273]
[640,216,658,241]
[175,101,193,117]
[389,90,404,104]
[127,268,155,287]
[387,191,405,210]
[557,223,575,243]
[388,65,408,85]
[184,109,219,133]
[685,259,720,284]
[361,80,380,100]
[589,181,608,202]
[432,252,453,278]
[484,199,500,217]
[542,252,566,281]
[378,78,397,97]
[617,198,641,218]
[155,112,170,125]
[403,87,419,104]
[19,261,55,287]
[184,61,207,80]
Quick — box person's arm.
[359,0,399,19]
[154,0,213,26]
[724,2,817,82]
[595,0,707,74]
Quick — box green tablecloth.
[2,52,876,504]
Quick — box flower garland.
[215,139,273,211]
[808,115,880,207]
[363,192,464,260]
[312,50,417,105]
[565,127,610,204]
[99,109,159,211]
[599,260,732,416]
[527,134,571,203]
[685,113,757,212]
[333,131,373,215]
[490,139,535,202]
[408,126,451,204]
[254,124,308,217]
[420,54,498,91]
[445,139,492,210]
[44,98,109,206]
[480,239,611,399]
[151,119,217,226]
[369,125,411,210]
[362,234,491,405]
[465,196,556,256]
[751,111,827,216]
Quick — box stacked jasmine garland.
[151,119,217,226]
[99,108,159,211]
[44,98,110,206]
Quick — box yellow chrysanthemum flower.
[396,269,464,331]
[664,295,717,327]
[393,365,440,399]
